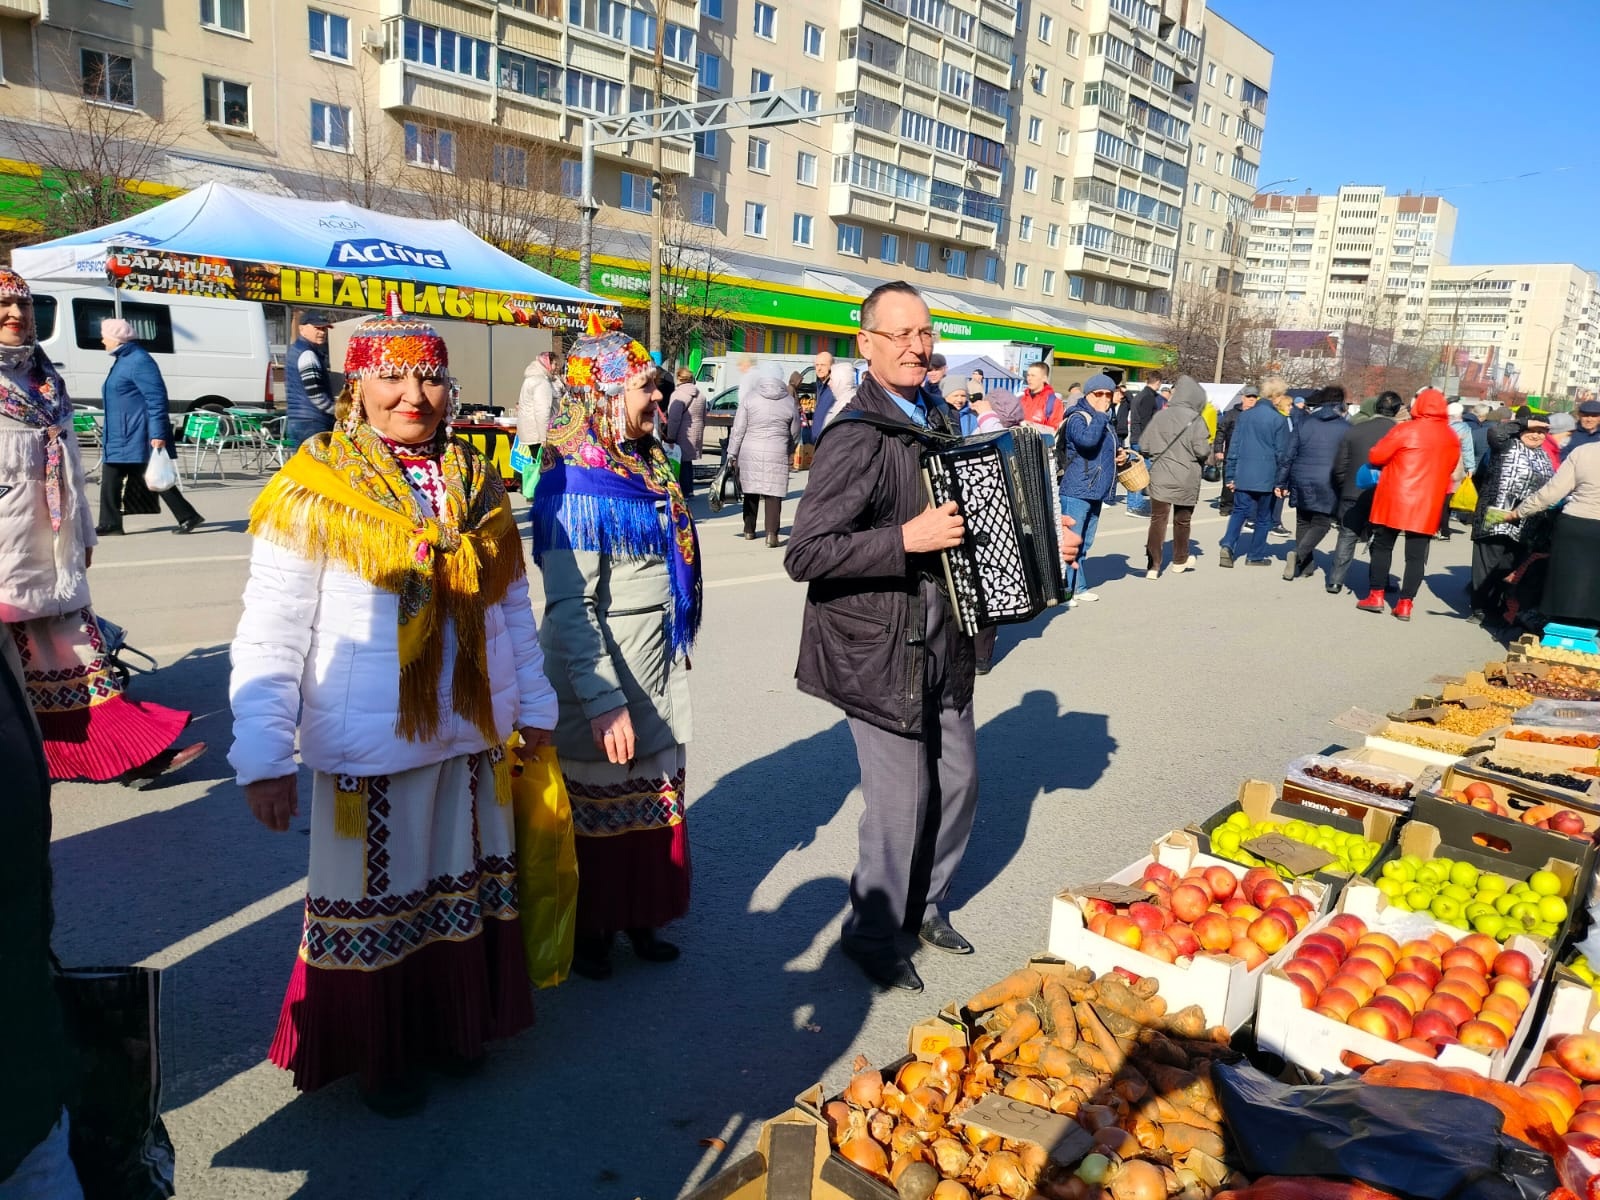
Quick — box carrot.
[1033,1044,1102,1090]
[1161,1121,1226,1158]
[1160,1004,1209,1039]
[967,969,1043,1013]
[1042,979,1078,1048]
[1075,1001,1127,1074]
[1144,1063,1211,1110]
[1131,1031,1188,1067]
[1094,976,1168,1026]
[989,1011,1042,1062]
[1112,1066,1149,1105]
[1072,1040,1112,1075]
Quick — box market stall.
[683,634,1600,1200]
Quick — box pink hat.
[101,318,138,343]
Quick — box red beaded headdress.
[342,292,449,380]
[0,268,32,300]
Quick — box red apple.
[1252,878,1291,910]
[1549,810,1588,836]
[1103,916,1143,948]
[1476,1008,1516,1039]
[1089,911,1113,936]
[1248,914,1291,954]
[1315,989,1362,1023]
[1277,895,1316,927]
[1138,880,1173,906]
[1412,1009,1459,1042]
[1285,972,1320,1008]
[1263,906,1303,939]
[1170,884,1211,925]
[1481,993,1524,1024]
[1442,967,1491,999]
[1441,946,1489,976]
[1284,956,1330,992]
[1228,937,1267,969]
[1492,950,1534,987]
[1399,938,1442,965]
[1202,865,1237,901]
[1492,977,1532,1011]
[1142,931,1178,963]
[1167,923,1201,959]
[1389,973,1435,1010]
[1569,1111,1600,1137]
[1376,983,1420,1014]
[1222,898,1262,921]
[1297,942,1344,981]
[1349,1005,1401,1042]
[1394,956,1442,988]
[1142,862,1178,886]
[1356,931,1401,959]
[1426,930,1456,956]
[1339,957,1387,994]
[1459,934,1501,966]
[1369,995,1414,1038]
[1347,944,1397,977]
[1327,973,1375,1005]
[1128,902,1170,934]
[1241,867,1279,898]
[1579,1083,1600,1107]
[1434,980,1485,1014]
[1081,897,1116,921]
[1555,1032,1600,1082]
[1326,914,1369,950]
[1528,1068,1583,1113]
[1193,912,1234,953]
[1458,1019,1510,1052]
[1423,992,1475,1028]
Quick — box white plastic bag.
[144,446,178,493]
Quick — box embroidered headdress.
[0,268,31,301]
[339,295,455,436]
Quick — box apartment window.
[500,51,560,99]
[1200,102,1211,125]
[1018,214,1033,240]
[941,62,973,100]
[1066,29,1080,55]
[946,248,968,277]
[1029,65,1046,95]
[402,20,491,82]
[1210,188,1219,211]
[627,86,652,114]
[793,213,813,247]
[747,137,769,173]
[491,143,528,186]
[752,1,775,38]
[1191,183,1202,203]
[1026,116,1042,143]
[696,51,721,89]
[628,9,656,51]
[620,171,653,213]
[1204,228,1214,249]
[1218,113,1230,137]
[1047,222,1060,247]
[700,0,722,18]
[1193,143,1206,169]
[203,76,251,128]
[1224,73,1235,97]
[690,189,715,225]
[983,255,999,284]
[308,9,349,60]
[1060,80,1074,106]
[1020,168,1038,196]
[803,21,823,57]
[309,100,350,151]
[1056,128,1070,154]
[1037,12,1053,42]
[744,201,767,237]
[694,130,717,157]
[1051,176,1065,202]
[662,22,694,63]
[404,121,454,170]
[559,159,581,197]
[879,233,899,264]
[1206,63,1216,85]
[1201,266,1212,286]
[798,87,820,112]
[796,151,817,185]
[200,0,246,35]
[1042,269,1056,295]
[914,241,931,271]
[1182,262,1193,282]
[750,68,772,93]
[80,49,134,107]
[1013,262,1028,288]
[1185,221,1196,244]
[838,223,864,256]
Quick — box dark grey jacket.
[1332,415,1396,504]
[785,373,973,735]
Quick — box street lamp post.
[1211,176,1296,383]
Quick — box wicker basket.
[1116,451,1149,492]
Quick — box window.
[80,49,134,107]
[793,213,813,247]
[627,4,655,47]
[1060,79,1074,106]
[71,299,174,354]
[941,62,972,100]
[752,1,775,38]
[880,233,899,263]
[1013,262,1028,288]
[744,200,767,236]
[803,21,823,57]
[662,21,694,63]
[1051,176,1065,202]
[310,100,350,150]
[798,87,820,112]
[1201,266,1212,286]
[1206,63,1216,84]
[694,130,717,157]
[690,189,715,225]
[1029,64,1046,94]
[1185,221,1196,244]
[1204,228,1214,249]
[747,136,769,172]
[308,9,349,60]
[1018,214,1033,240]
[1042,269,1056,295]
[796,151,817,185]
[900,110,933,144]
[1022,166,1038,193]
[404,121,454,169]
[200,0,246,35]
[401,20,491,81]
[559,159,581,197]
[1066,29,1079,55]
[1200,101,1212,125]
[1218,113,1230,137]
[620,171,653,213]
[499,51,560,99]
[1182,262,1193,282]
[1056,128,1070,154]
[700,0,721,18]
[914,241,931,271]
[491,143,528,186]
[566,69,623,114]
[1037,12,1053,41]
[1209,188,1219,211]
[946,248,968,277]
[1193,143,1206,168]
[838,224,864,256]
[1224,72,1235,97]
[203,76,251,128]
[696,51,721,89]
[750,68,772,93]
[1027,115,1042,143]
[983,255,999,284]
[1047,222,1060,247]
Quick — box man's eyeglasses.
[864,328,936,347]
[1087,389,1113,398]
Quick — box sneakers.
[1393,598,1414,622]
[1145,569,1159,580]
[1170,560,1197,574]
[1066,598,1079,609]
[1075,590,1099,602]
[1218,547,1235,568]
[1356,590,1387,614]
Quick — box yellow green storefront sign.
[551,253,1167,369]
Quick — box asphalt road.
[50,459,1500,1198]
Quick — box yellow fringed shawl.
[247,428,524,747]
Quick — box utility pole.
[648,18,665,352]
[1212,217,1240,384]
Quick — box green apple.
[1494,893,1521,916]
[1430,895,1464,922]
[1511,901,1542,925]
[1449,862,1480,889]
[1477,873,1511,895]
[1376,877,1403,898]
[1441,883,1473,902]
[1530,870,1564,897]
[1382,860,1414,883]
[1405,885,1436,909]
[1472,913,1506,939]
[1539,896,1569,924]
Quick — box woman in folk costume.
[228,301,557,1114]
[0,268,204,785]
[531,327,701,981]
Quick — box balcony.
[0,0,39,18]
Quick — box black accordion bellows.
[921,427,1065,634]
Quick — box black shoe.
[1272,524,1290,536]
[1218,547,1234,568]
[975,659,991,676]
[765,535,781,548]
[175,516,204,534]
[94,525,124,536]
[118,742,206,789]
[917,915,973,955]
[842,942,923,992]
[625,927,680,963]
[1326,584,1342,595]
[1247,558,1273,566]
[360,1073,427,1118]
[570,932,614,980]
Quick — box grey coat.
[538,545,692,765]
[727,380,799,498]
[665,382,707,460]
[1139,376,1213,505]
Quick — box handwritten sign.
[951,1096,1095,1166]
[1076,882,1150,907]
[1242,834,1337,876]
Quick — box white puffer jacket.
[227,538,558,786]
[0,407,97,624]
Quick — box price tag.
[1242,834,1337,876]
[1392,705,1448,723]
[1331,706,1387,736]
[951,1096,1095,1166]
[1076,882,1149,907]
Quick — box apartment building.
[1242,186,1458,336]
[0,0,1273,377]
[1427,263,1600,401]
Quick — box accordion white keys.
[921,426,1066,634]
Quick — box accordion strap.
[817,407,960,452]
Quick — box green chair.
[182,410,229,482]
[72,410,103,478]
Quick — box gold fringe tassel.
[493,748,514,806]
[334,777,369,839]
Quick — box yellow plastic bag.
[1451,475,1479,514]
[510,742,577,988]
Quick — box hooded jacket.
[1367,391,1463,534]
[516,355,558,447]
[1224,397,1291,493]
[665,380,707,460]
[1285,403,1350,514]
[1056,395,1119,502]
[1139,376,1212,506]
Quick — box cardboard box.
[1423,771,1600,847]
[1330,706,1480,770]
[1512,976,1600,1086]
[1191,778,1400,894]
[1454,751,1600,804]
[682,1111,890,1200]
[1513,634,1600,670]
[1496,659,1600,700]
[1048,831,1330,1031]
[1282,754,1418,818]
[1489,726,1600,770]
[1254,878,1549,1080]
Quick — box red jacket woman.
[1368,390,1462,535]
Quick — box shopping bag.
[707,455,741,513]
[1452,473,1479,513]
[119,470,161,516]
[662,440,683,481]
[791,442,815,471]
[510,742,577,988]
[1356,463,1382,490]
[54,964,176,1200]
[143,448,178,494]
[517,444,542,501]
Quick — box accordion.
[921,426,1065,634]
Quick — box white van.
[26,282,274,414]
[695,353,821,397]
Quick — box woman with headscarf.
[726,366,801,547]
[531,328,702,982]
[1138,375,1213,578]
[229,302,556,1113]
[95,316,204,536]
[1504,441,1600,630]
[1471,418,1555,628]
[0,269,204,786]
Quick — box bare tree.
[1156,281,1273,382]
[316,53,405,212]
[7,44,191,239]
[653,187,735,365]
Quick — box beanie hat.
[1083,373,1117,393]
[0,268,30,301]
[987,391,1024,427]
[1446,401,1464,418]
[100,318,137,343]
[1549,412,1577,434]
[342,296,449,380]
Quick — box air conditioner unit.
[939,246,952,261]
[361,26,384,50]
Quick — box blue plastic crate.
[1542,622,1600,654]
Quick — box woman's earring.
[343,383,365,434]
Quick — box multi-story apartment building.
[0,0,1273,380]
[1242,186,1457,338]
[1426,263,1600,401]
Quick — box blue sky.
[1214,0,1600,270]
